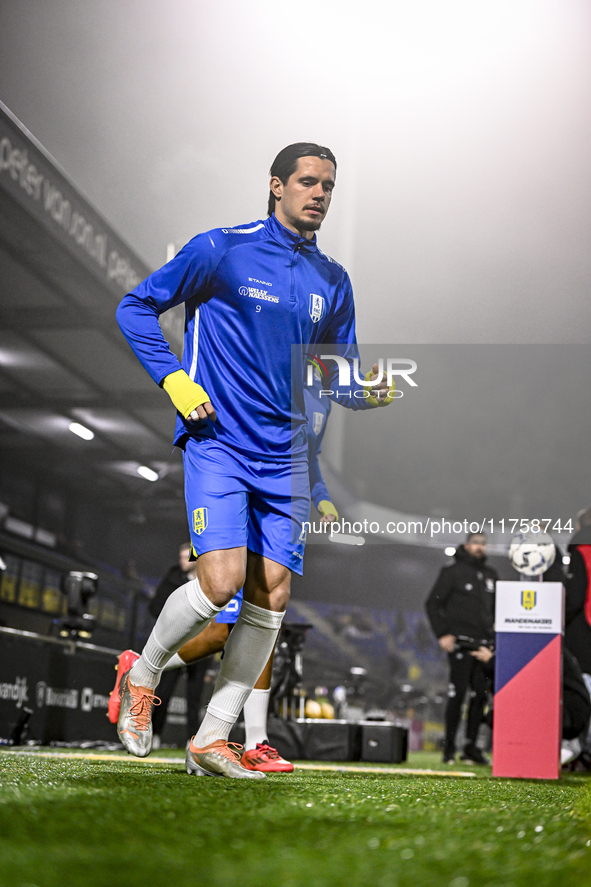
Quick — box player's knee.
[194,571,244,608]
[202,582,243,608]
[195,551,246,607]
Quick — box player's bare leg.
[170,621,231,665]
[254,654,273,690]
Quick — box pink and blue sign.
[493,581,564,779]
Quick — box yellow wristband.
[318,500,339,520]
[363,369,395,407]
[162,370,211,419]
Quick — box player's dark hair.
[268,142,337,216]
[466,532,486,544]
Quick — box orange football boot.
[107,649,140,724]
[186,738,265,779]
[241,743,294,773]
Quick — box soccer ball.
[508,531,556,576]
[304,699,323,719]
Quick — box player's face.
[271,156,336,239]
[464,536,486,558]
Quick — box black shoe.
[442,756,455,765]
[460,745,489,765]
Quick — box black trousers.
[444,651,487,756]
[152,659,209,741]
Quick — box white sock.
[244,688,271,750]
[162,653,185,672]
[194,601,284,747]
[129,578,222,689]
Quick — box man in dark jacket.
[563,508,591,765]
[425,532,497,764]
[565,509,591,677]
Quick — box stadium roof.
[0,101,187,540]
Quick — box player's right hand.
[189,402,217,423]
[162,369,217,422]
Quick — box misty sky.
[1,0,591,524]
[1,0,590,346]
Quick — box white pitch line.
[0,750,182,765]
[0,749,476,777]
[293,762,476,778]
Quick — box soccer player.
[115,142,393,778]
[110,371,338,772]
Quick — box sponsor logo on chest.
[238,277,279,303]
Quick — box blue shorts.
[215,587,243,624]
[183,438,310,576]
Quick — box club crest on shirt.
[312,412,324,436]
[309,293,325,323]
[193,507,208,535]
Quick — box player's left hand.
[318,500,339,522]
[364,363,395,407]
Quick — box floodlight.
[69,422,94,441]
[137,465,159,482]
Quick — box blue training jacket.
[116,213,372,462]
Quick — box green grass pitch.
[0,749,590,887]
